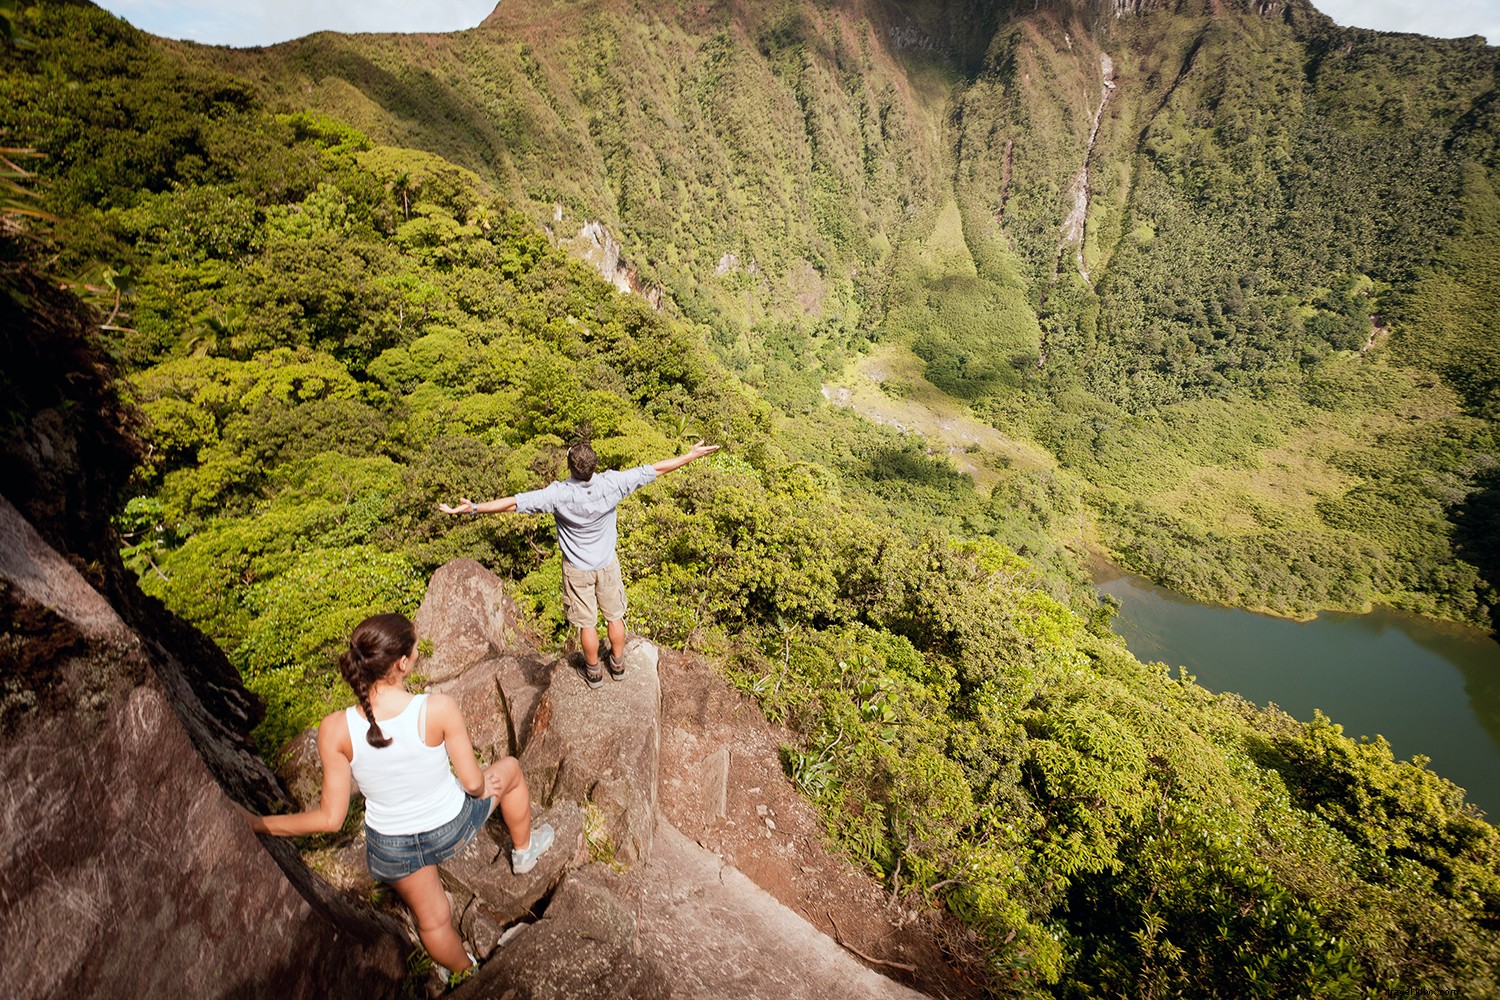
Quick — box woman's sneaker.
[447,951,479,989]
[511,823,555,874]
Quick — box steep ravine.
[1059,51,1116,285]
[1,255,408,998]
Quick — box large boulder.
[0,497,407,998]
[432,649,554,761]
[457,863,668,1000]
[413,559,524,684]
[520,638,661,865]
[440,799,587,957]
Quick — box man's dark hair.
[567,441,597,480]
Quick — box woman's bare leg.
[391,865,469,973]
[483,756,533,850]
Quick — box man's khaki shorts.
[561,558,627,629]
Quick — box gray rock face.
[519,638,661,865]
[0,497,406,999]
[413,559,523,684]
[632,823,928,1000]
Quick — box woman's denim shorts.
[364,794,495,883]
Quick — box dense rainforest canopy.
[3,0,1499,995]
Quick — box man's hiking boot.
[606,648,626,681]
[575,656,603,689]
[511,822,555,875]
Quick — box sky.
[91,0,1499,48]
[90,1,500,47]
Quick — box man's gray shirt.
[514,465,658,570]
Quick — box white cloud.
[92,0,1499,50]
[93,1,498,48]
[1312,0,1497,44]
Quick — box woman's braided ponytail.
[339,613,417,749]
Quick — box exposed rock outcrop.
[467,822,928,1000]
[519,637,662,866]
[404,582,933,999]
[1,248,408,998]
[1060,51,1115,286]
[274,557,957,996]
[9,505,964,999]
[0,495,409,998]
[557,219,664,309]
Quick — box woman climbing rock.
[244,613,553,984]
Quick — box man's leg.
[597,559,629,677]
[561,562,603,686]
[579,624,601,666]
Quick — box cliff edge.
[1,251,975,997]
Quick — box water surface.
[1096,568,1500,818]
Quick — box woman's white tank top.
[346,694,466,835]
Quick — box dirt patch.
[654,649,989,1000]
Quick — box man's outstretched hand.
[438,498,478,515]
[653,440,722,476]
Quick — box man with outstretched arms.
[440,440,720,688]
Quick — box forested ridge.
[160,0,1500,629]
[4,0,1500,995]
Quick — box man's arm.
[651,440,720,476]
[438,495,519,516]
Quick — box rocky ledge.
[1,242,967,999]
[277,558,958,998]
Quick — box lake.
[1095,566,1500,819]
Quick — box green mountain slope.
[179,0,947,333]
[168,0,1500,627]
[4,2,1500,996]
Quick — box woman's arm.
[429,693,486,797]
[248,713,354,836]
